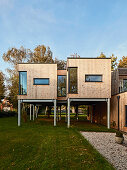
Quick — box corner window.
[68,67,77,93]
[85,75,102,82]
[19,72,27,95]
[33,78,49,85]
[57,75,66,97]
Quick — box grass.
[0,116,115,170]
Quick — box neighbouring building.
[111,68,127,132]
[17,57,111,128]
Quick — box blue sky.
[0,0,127,73]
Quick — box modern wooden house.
[17,57,111,128]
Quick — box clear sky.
[0,0,127,73]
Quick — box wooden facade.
[18,58,111,100]
[18,64,57,100]
[67,58,111,99]
[111,92,127,132]
[17,58,111,129]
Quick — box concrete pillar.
[18,100,21,126]
[54,100,56,126]
[107,98,110,129]
[33,105,35,121]
[67,98,70,128]
[30,104,32,120]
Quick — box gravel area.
[81,132,127,170]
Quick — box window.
[123,79,127,91]
[68,67,77,93]
[85,75,102,82]
[119,79,127,92]
[33,78,49,85]
[19,72,27,95]
[57,75,66,97]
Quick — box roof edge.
[67,57,111,59]
[18,63,57,64]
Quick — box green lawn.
[0,117,115,170]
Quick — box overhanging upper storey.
[17,63,57,100]
[67,58,111,99]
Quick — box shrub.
[0,110,17,118]
[115,131,123,138]
[111,121,116,128]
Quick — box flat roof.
[18,63,57,64]
[67,57,111,59]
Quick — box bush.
[0,110,17,118]
[116,131,123,138]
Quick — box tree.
[0,72,5,101]
[110,54,117,70]
[97,52,106,58]
[118,56,127,68]
[29,45,53,63]
[2,45,66,108]
[54,57,66,70]
[2,46,31,67]
[7,70,19,108]
[97,52,117,70]
[2,46,31,108]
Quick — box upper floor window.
[19,72,27,95]
[57,75,66,97]
[68,67,77,93]
[33,78,49,85]
[85,75,102,82]
[119,79,127,92]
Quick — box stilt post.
[18,100,21,126]
[54,99,56,126]
[67,98,70,128]
[107,98,110,129]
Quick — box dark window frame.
[57,75,67,97]
[33,78,50,85]
[19,71,27,95]
[85,74,103,82]
[68,67,78,94]
[125,105,127,127]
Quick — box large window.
[68,67,77,93]
[19,72,27,95]
[57,75,66,97]
[85,75,102,82]
[33,78,49,85]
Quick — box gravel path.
[81,132,127,170]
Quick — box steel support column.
[107,98,110,129]
[54,100,56,126]
[67,98,70,128]
[33,105,35,121]
[18,100,21,126]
